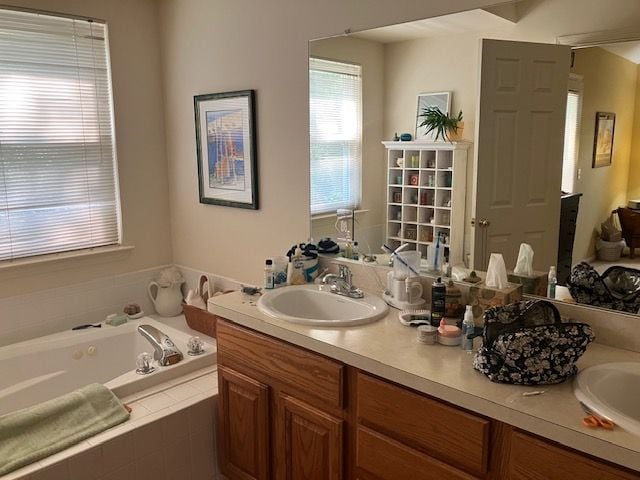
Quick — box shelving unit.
[383,141,469,265]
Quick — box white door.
[472,39,570,272]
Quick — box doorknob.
[471,218,491,227]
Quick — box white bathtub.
[0,317,216,416]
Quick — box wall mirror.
[308,0,640,316]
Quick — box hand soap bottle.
[288,247,306,285]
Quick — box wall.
[157,0,514,286]
[571,47,638,261]
[0,0,172,298]
[629,64,640,201]
[309,36,385,254]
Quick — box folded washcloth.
[0,383,130,476]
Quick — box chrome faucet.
[322,265,365,298]
[138,324,183,366]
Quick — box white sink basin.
[256,285,388,327]
[574,362,640,436]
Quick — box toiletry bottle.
[352,241,359,260]
[430,277,446,327]
[547,266,557,299]
[264,259,275,290]
[461,305,475,352]
[290,247,306,285]
[344,241,353,259]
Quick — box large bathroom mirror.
[308,0,640,316]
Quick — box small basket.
[596,238,624,262]
[183,304,218,338]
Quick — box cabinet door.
[218,366,270,480]
[275,393,343,480]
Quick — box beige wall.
[571,47,638,261]
[629,64,640,201]
[309,36,385,254]
[0,0,172,297]
[157,0,508,285]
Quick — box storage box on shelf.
[383,141,469,265]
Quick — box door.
[473,39,571,271]
[218,366,270,480]
[275,393,343,480]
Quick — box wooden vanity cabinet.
[215,317,640,480]
[216,319,345,480]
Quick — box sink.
[256,285,388,327]
[574,362,640,436]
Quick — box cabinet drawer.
[357,372,490,476]
[356,426,476,480]
[217,319,343,409]
[508,431,640,480]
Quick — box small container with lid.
[417,325,438,344]
[437,319,462,346]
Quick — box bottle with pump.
[430,277,446,327]
[288,247,306,285]
[264,259,275,290]
[547,266,557,299]
[352,241,359,260]
[461,305,475,352]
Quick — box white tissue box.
[468,282,523,323]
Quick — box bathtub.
[0,317,216,416]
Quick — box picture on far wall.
[592,111,615,168]
[194,90,258,209]
[415,91,451,141]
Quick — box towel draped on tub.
[0,383,130,476]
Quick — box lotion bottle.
[461,305,475,352]
[290,247,306,285]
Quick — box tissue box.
[508,271,548,296]
[468,282,523,323]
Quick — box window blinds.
[561,90,581,194]
[0,8,120,261]
[309,57,362,215]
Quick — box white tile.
[133,418,164,458]
[165,382,200,402]
[189,373,218,394]
[138,392,175,413]
[100,431,135,474]
[128,403,151,422]
[38,442,90,468]
[100,463,136,480]
[163,405,191,442]
[30,461,70,480]
[189,429,216,480]
[67,446,103,480]
[188,397,215,434]
[163,435,192,478]
[134,451,167,480]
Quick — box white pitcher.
[148,281,183,317]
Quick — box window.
[561,75,583,194]
[0,8,120,261]
[309,57,362,215]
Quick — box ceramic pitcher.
[148,281,183,317]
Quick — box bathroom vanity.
[210,292,640,480]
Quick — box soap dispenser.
[289,247,306,285]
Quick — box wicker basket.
[596,238,624,262]
[183,304,218,338]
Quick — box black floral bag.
[473,300,595,385]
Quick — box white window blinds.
[562,78,582,195]
[0,8,120,261]
[309,57,362,215]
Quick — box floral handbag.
[473,300,595,385]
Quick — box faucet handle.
[338,264,352,285]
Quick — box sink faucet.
[322,265,365,298]
[138,324,183,366]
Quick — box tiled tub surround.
[3,367,219,480]
[0,264,240,348]
[210,291,640,473]
[1,315,219,480]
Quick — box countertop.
[209,290,640,472]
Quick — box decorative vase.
[148,281,184,317]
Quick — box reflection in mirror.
[308,2,640,316]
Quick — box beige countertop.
[209,290,640,472]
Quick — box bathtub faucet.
[137,324,183,366]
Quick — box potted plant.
[417,107,464,142]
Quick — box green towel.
[0,383,130,476]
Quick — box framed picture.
[415,91,451,141]
[592,111,615,168]
[194,90,258,209]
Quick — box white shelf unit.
[383,141,469,265]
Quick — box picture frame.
[194,90,258,209]
[592,111,615,168]
[415,91,452,141]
